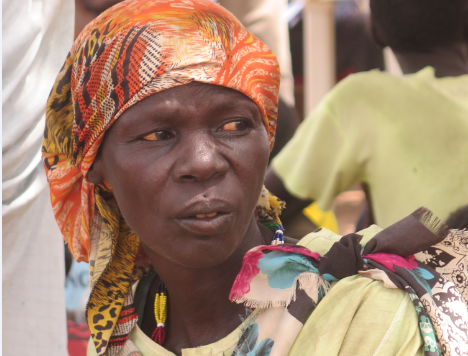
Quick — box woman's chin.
[170,248,238,269]
[151,235,243,270]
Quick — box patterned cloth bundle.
[230,208,468,356]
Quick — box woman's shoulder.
[291,274,424,355]
[297,225,382,254]
[296,227,341,253]
[287,226,425,355]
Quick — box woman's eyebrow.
[115,111,173,135]
[207,97,259,112]
[122,105,181,123]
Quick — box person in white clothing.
[2,0,74,354]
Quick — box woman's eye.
[221,121,248,131]
[143,131,173,141]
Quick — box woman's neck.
[394,44,468,77]
[143,218,274,354]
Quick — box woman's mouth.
[175,211,234,235]
[195,212,217,219]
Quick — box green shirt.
[272,67,468,228]
[87,227,423,356]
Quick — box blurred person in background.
[335,0,384,82]
[266,0,468,230]
[2,0,74,354]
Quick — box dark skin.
[393,46,468,77]
[265,14,468,226]
[88,82,296,354]
[371,14,468,78]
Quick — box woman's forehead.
[147,81,253,99]
[117,82,260,120]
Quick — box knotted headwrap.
[43,1,280,354]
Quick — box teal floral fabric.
[233,321,274,356]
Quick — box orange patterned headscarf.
[43,1,279,354]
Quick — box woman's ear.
[86,158,105,184]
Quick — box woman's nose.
[173,133,229,183]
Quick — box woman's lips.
[195,212,217,218]
[175,212,234,235]
[173,198,235,235]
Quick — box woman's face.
[89,82,270,268]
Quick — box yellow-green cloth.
[87,229,423,356]
[272,67,468,228]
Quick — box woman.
[43,1,467,355]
